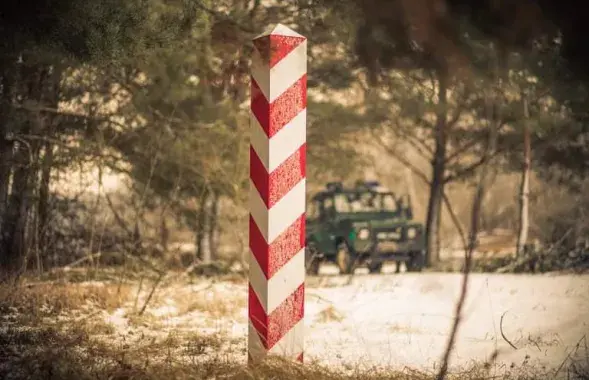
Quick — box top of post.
[253,23,305,40]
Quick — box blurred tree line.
[319,0,589,267]
[1,0,588,278]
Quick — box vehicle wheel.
[367,261,383,274]
[305,243,321,275]
[336,242,356,275]
[407,251,425,272]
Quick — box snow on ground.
[305,266,589,374]
[98,268,589,375]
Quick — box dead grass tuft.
[316,305,345,323]
[570,362,589,380]
[173,288,246,318]
[0,281,131,319]
[389,323,423,334]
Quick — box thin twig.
[60,253,102,270]
[133,276,144,312]
[554,334,587,377]
[500,311,518,350]
[138,272,165,316]
[104,192,133,236]
[306,292,334,305]
[437,73,500,380]
[436,241,474,380]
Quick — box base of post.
[247,351,304,366]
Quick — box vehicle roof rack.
[364,180,381,188]
[355,180,380,189]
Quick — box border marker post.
[248,23,307,364]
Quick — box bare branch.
[376,136,467,249]
[446,121,508,164]
[443,156,487,183]
[437,67,500,379]
[104,192,134,237]
[398,127,435,158]
[446,137,482,164]
[378,123,433,162]
[138,272,165,316]
[443,149,502,184]
[375,136,430,184]
[500,311,519,350]
[442,193,468,252]
[436,185,477,380]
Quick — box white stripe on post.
[248,23,307,364]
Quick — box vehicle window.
[307,201,319,218]
[320,197,336,219]
[334,194,351,212]
[381,194,398,212]
[348,192,378,212]
[324,197,334,210]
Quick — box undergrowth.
[0,323,586,380]
[0,272,586,380]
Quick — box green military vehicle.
[305,181,426,275]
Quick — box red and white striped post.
[248,24,307,364]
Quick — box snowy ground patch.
[304,271,589,375]
[94,269,589,375]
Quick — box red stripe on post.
[250,214,306,278]
[253,35,306,68]
[248,283,305,350]
[251,75,307,138]
[250,144,306,208]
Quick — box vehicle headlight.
[407,227,417,239]
[357,228,370,240]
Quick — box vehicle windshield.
[334,193,352,212]
[381,193,398,212]
[332,192,398,213]
[307,200,320,219]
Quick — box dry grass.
[0,281,131,319]
[1,322,586,380]
[316,305,345,323]
[172,287,246,317]
[0,272,587,380]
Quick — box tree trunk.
[435,200,443,261]
[37,142,53,253]
[160,217,169,253]
[516,96,531,257]
[425,69,449,267]
[0,61,16,239]
[208,192,219,261]
[132,220,141,256]
[195,192,211,263]
[37,64,61,263]
[404,167,419,221]
[1,144,33,275]
[470,47,502,253]
[0,137,12,234]
[1,62,53,277]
